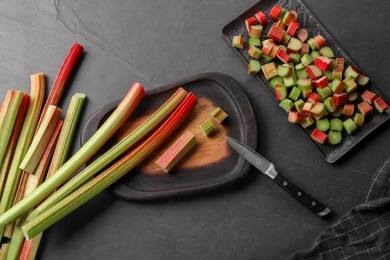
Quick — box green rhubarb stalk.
[19,105,62,174]
[0,94,30,198]
[0,90,25,169]
[22,92,197,240]
[36,43,83,130]
[0,85,38,244]
[6,121,63,260]
[32,87,188,217]
[13,94,85,260]
[0,83,144,227]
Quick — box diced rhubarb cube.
[290,10,298,20]
[249,24,263,38]
[333,93,348,105]
[314,56,331,72]
[287,37,302,54]
[248,46,262,59]
[274,20,286,29]
[344,66,359,79]
[282,11,295,26]
[312,34,326,49]
[330,79,346,94]
[245,17,257,32]
[305,65,322,80]
[302,102,314,114]
[357,73,370,86]
[269,45,281,59]
[276,48,290,63]
[280,32,291,45]
[373,97,389,113]
[262,62,278,80]
[232,36,244,49]
[312,76,328,89]
[267,25,284,42]
[275,84,287,101]
[335,58,344,70]
[332,68,343,81]
[310,102,327,119]
[301,43,310,55]
[296,28,308,42]
[361,90,377,104]
[357,101,373,115]
[269,5,283,20]
[342,103,354,117]
[324,97,337,113]
[300,116,315,128]
[262,40,275,55]
[255,11,268,26]
[287,20,299,36]
[307,92,321,104]
[311,128,328,144]
[288,111,305,124]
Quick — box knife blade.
[226,136,331,217]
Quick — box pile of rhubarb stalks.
[0,43,199,259]
[232,4,389,145]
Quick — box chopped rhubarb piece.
[290,10,298,19]
[307,38,318,51]
[301,89,312,99]
[312,35,326,49]
[305,65,322,80]
[255,11,268,26]
[262,40,274,55]
[248,59,261,75]
[269,5,282,20]
[287,37,302,54]
[232,36,244,49]
[345,79,358,93]
[311,128,328,144]
[280,99,294,112]
[300,116,314,128]
[342,104,354,117]
[274,20,286,29]
[267,25,284,42]
[156,130,198,173]
[314,56,331,72]
[288,87,301,101]
[301,54,314,67]
[328,131,342,145]
[302,102,314,114]
[248,46,262,59]
[283,75,297,87]
[199,119,216,136]
[330,118,343,131]
[277,64,292,77]
[289,53,301,64]
[335,58,344,70]
[348,91,358,102]
[317,86,332,100]
[210,107,229,123]
[275,84,287,101]
[276,48,290,63]
[282,11,294,26]
[245,17,257,32]
[249,24,263,38]
[312,76,328,89]
[297,78,312,90]
[296,28,308,42]
[316,118,330,132]
[310,102,327,119]
[343,119,357,134]
[324,97,337,113]
[301,43,310,55]
[288,111,305,124]
[333,93,348,105]
[287,20,299,36]
[357,73,370,86]
[330,105,343,117]
[294,99,304,112]
[319,47,335,58]
[295,63,305,71]
[344,66,359,79]
[330,79,346,94]
[357,101,373,115]
[261,62,277,80]
[269,45,281,59]
[280,32,291,45]
[332,68,343,81]
[373,97,389,113]
[354,113,365,127]
[307,92,321,104]
[361,90,377,104]
[248,37,261,47]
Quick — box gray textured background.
[1,0,390,259]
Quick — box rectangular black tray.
[222,0,390,163]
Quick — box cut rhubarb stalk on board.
[210,107,228,124]
[310,102,327,119]
[290,10,298,20]
[288,111,305,124]
[282,11,294,26]
[319,47,334,58]
[288,87,301,101]
[301,43,310,55]
[296,28,308,42]
[269,5,282,20]
[287,37,302,54]
[262,40,274,55]
[361,90,377,104]
[354,113,365,127]
[232,36,244,49]
[344,79,357,93]
[312,35,326,49]
[19,105,62,174]
[344,66,359,79]
[21,93,198,240]
[356,73,370,86]
[297,78,312,91]
[199,119,216,136]
[335,58,344,70]
[274,20,286,29]
[276,49,290,63]
[289,54,301,64]
[316,118,330,132]
[307,38,318,51]
[316,86,332,100]
[301,54,313,67]
[348,91,358,102]
[328,131,342,145]
[275,84,288,101]
[342,104,354,117]
[249,24,263,38]
[255,11,268,26]
[267,25,284,42]
[277,64,292,77]
[248,37,261,47]
[270,76,283,88]
[330,118,343,131]
[343,119,357,134]
[324,97,338,113]
[333,93,348,106]
[312,76,328,89]
[261,62,277,80]
[330,79,346,94]
[330,106,343,118]
[332,68,343,81]
[33,88,189,220]
[301,89,312,99]
[300,116,314,128]
[268,45,281,59]
[305,65,322,80]
[294,99,304,112]
[248,46,262,59]
[358,101,373,115]
[279,99,294,112]
[373,97,389,113]
[245,17,257,32]
[296,69,309,79]
[248,59,261,75]
[280,32,291,45]
[314,56,331,72]
[311,128,327,144]
[36,43,83,130]
[307,92,321,104]
[0,83,144,227]
[156,130,198,173]
[302,102,314,114]
[287,20,299,36]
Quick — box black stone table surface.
[1,0,390,259]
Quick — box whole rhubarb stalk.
[32,87,188,217]
[0,83,144,227]
[22,93,197,239]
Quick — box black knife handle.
[273,174,331,217]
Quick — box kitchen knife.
[226,136,331,217]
